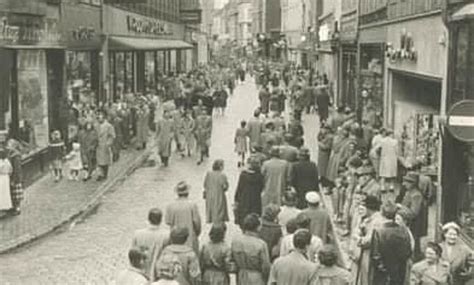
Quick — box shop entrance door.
[341,49,357,109]
[46,50,65,140]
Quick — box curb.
[0,149,153,254]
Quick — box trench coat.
[78,128,98,166]
[195,114,212,150]
[379,137,398,178]
[200,242,232,285]
[96,121,116,166]
[203,170,229,223]
[269,251,319,285]
[290,160,320,209]
[156,118,175,158]
[165,197,202,254]
[246,117,263,148]
[261,158,289,208]
[300,206,332,243]
[231,232,271,285]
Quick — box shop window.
[145,51,156,92]
[66,51,93,106]
[16,50,49,155]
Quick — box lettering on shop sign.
[72,26,96,41]
[0,17,61,44]
[127,16,172,36]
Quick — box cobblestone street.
[0,80,263,284]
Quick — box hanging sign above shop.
[447,100,474,142]
[0,15,61,45]
[127,15,172,36]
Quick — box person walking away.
[234,121,248,167]
[203,159,229,224]
[314,245,352,285]
[269,229,319,285]
[96,111,116,181]
[318,124,334,188]
[111,112,123,161]
[410,242,451,285]
[166,181,202,254]
[195,108,212,165]
[0,146,13,211]
[135,103,149,150]
[439,222,474,284]
[399,172,428,261]
[259,86,271,115]
[182,111,195,157]
[64,142,83,181]
[261,146,290,208]
[218,85,228,116]
[326,125,352,186]
[379,129,398,191]
[132,208,170,281]
[353,195,387,285]
[155,110,175,167]
[259,204,283,262]
[234,156,265,227]
[316,85,331,123]
[78,122,98,181]
[290,148,320,209]
[369,128,384,178]
[49,130,65,182]
[231,213,271,285]
[116,248,148,285]
[199,223,233,285]
[371,202,413,285]
[279,133,299,163]
[299,192,332,243]
[159,227,201,285]
[6,139,23,215]
[278,191,301,235]
[246,110,264,150]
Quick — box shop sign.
[0,16,61,44]
[447,100,474,142]
[180,9,202,24]
[72,26,95,41]
[127,15,172,36]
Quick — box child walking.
[65,142,83,181]
[49,130,65,182]
[234,120,248,167]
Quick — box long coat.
[234,169,265,226]
[203,170,229,223]
[379,137,398,178]
[318,132,333,179]
[231,232,271,285]
[290,160,320,209]
[300,207,332,243]
[261,158,289,208]
[78,128,98,165]
[316,87,331,121]
[401,188,428,238]
[96,121,116,166]
[326,136,353,183]
[246,117,263,148]
[200,242,232,285]
[156,118,175,158]
[371,221,413,285]
[165,198,202,254]
[195,114,212,150]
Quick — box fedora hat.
[175,181,190,194]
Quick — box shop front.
[0,11,65,185]
[440,5,474,245]
[317,14,338,96]
[103,6,192,101]
[358,25,386,128]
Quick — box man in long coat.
[195,108,212,165]
[290,148,319,209]
[96,112,116,181]
[299,192,332,244]
[316,85,330,123]
[261,146,290,208]
[165,181,202,254]
[155,110,175,167]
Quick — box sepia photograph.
[0,0,473,284]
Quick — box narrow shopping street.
[0,79,267,284]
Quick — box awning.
[108,36,193,51]
[4,44,66,50]
[451,3,474,22]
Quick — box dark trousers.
[99,165,109,178]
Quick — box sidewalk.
[0,146,152,253]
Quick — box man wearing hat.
[165,181,202,254]
[261,146,290,208]
[399,171,427,260]
[289,147,319,209]
[355,166,386,203]
[299,191,332,244]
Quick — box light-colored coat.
[156,118,175,157]
[379,136,398,178]
[261,158,289,208]
[96,120,116,166]
[203,170,229,223]
[246,117,263,148]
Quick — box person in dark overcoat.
[316,85,331,123]
[78,122,98,181]
[290,147,320,209]
[234,156,265,227]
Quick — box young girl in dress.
[49,130,65,182]
[234,120,248,167]
[65,142,83,181]
[0,147,13,211]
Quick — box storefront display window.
[66,51,94,105]
[17,50,49,155]
[145,51,156,92]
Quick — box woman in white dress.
[379,129,399,190]
[0,148,13,211]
